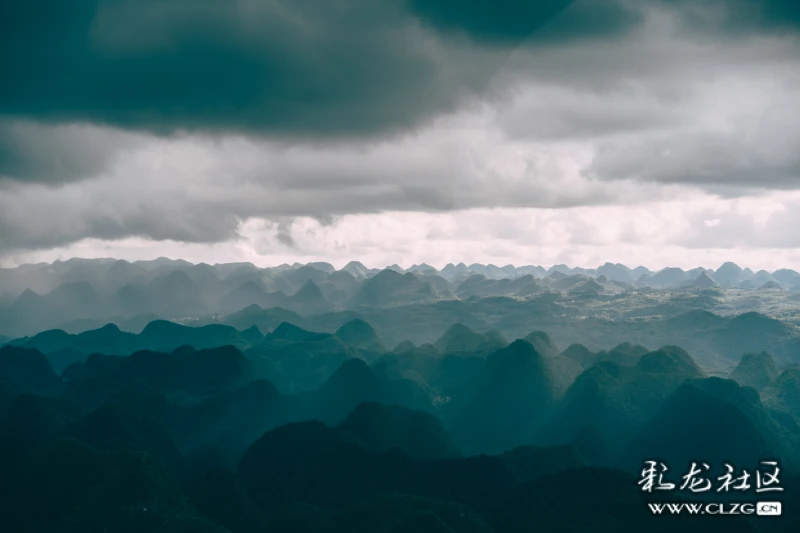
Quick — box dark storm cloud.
[407,0,575,42]
[0,122,141,184]
[0,0,794,147]
[0,0,479,139]
[0,188,243,251]
[408,0,642,44]
[754,0,800,28]
[2,0,800,255]
[661,0,800,33]
[0,0,649,147]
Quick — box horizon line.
[2,256,795,276]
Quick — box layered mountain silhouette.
[2,257,800,531]
[0,326,795,531]
[350,269,447,307]
[624,377,800,472]
[7,321,256,372]
[218,281,282,314]
[335,319,386,358]
[689,271,717,288]
[729,352,779,391]
[433,323,507,356]
[546,346,705,446]
[245,321,385,393]
[0,346,62,406]
[761,368,800,421]
[284,280,332,314]
[522,331,561,358]
[449,339,582,455]
[338,402,462,460]
[2,259,800,373]
[590,342,649,367]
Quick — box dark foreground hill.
[447,339,581,455]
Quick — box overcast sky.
[2,0,800,271]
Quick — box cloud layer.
[1,0,800,265]
[12,193,800,272]
[1,0,496,138]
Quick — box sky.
[2,0,800,271]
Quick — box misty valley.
[0,258,798,532]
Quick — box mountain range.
[3,259,800,354]
[2,258,800,530]
[4,259,798,297]
[1,313,798,532]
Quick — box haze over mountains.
[1,289,799,531]
[1,258,799,531]
[4,258,800,374]
[1,257,800,529]
[2,258,799,326]
[5,0,800,528]
[4,258,799,299]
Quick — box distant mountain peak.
[692,271,718,288]
[761,368,800,419]
[335,319,378,344]
[433,323,505,356]
[323,358,377,390]
[523,331,559,358]
[719,261,742,271]
[269,322,313,341]
[730,352,778,391]
[341,261,369,278]
[306,262,335,273]
[441,322,474,336]
[141,319,183,334]
[371,268,404,282]
[14,288,42,303]
[392,340,416,354]
[291,279,324,300]
[636,346,704,378]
